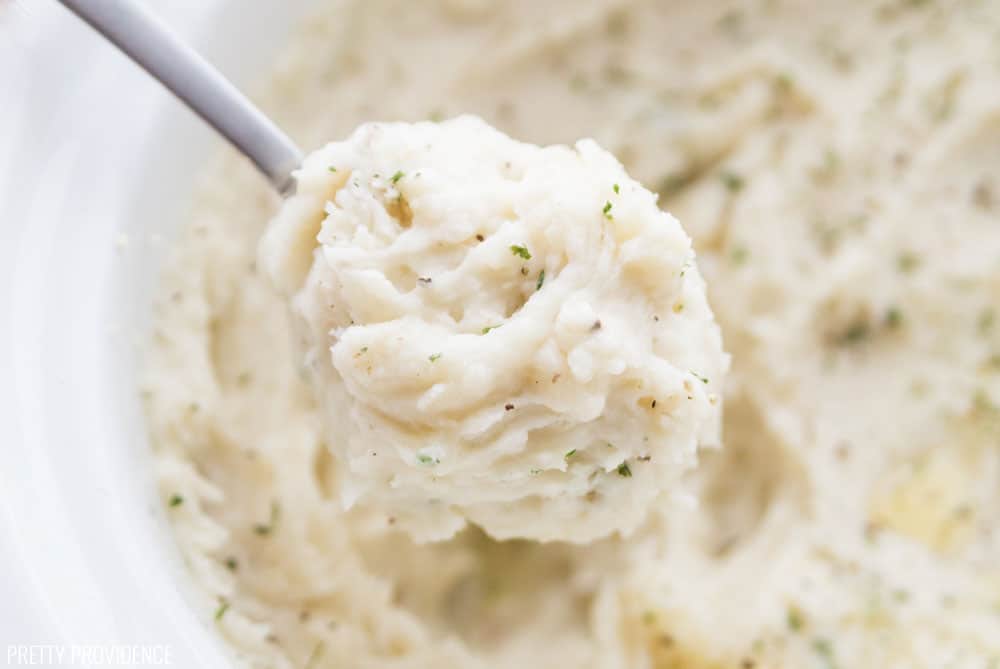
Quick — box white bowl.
[0,1,312,663]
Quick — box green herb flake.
[253,501,281,537]
[168,494,184,508]
[973,389,995,413]
[839,320,871,346]
[530,468,543,475]
[224,557,238,572]
[716,8,744,34]
[536,269,546,291]
[564,449,578,460]
[774,72,795,94]
[606,10,628,37]
[720,171,745,193]
[885,306,903,329]
[481,325,501,335]
[617,461,633,477]
[214,599,230,621]
[897,252,921,274]
[604,62,629,85]
[327,166,337,173]
[979,309,995,335]
[731,245,749,265]
[510,244,532,260]
[417,453,439,466]
[603,201,614,220]
[305,642,326,669]
[812,638,836,667]
[613,183,621,194]
[390,170,405,184]
[812,149,841,183]
[786,606,805,632]
[429,353,442,362]
[690,371,710,384]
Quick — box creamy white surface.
[146,1,1000,667]
[261,116,726,543]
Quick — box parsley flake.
[980,309,995,334]
[617,461,633,477]
[305,642,326,669]
[613,183,620,194]
[168,494,184,508]
[214,599,230,621]
[603,201,614,220]
[897,252,921,273]
[720,171,745,192]
[812,639,836,668]
[564,449,577,460]
[481,325,501,334]
[510,245,532,260]
[536,269,546,291]
[839,320,870,346]
[429,353,442,362]
[417,453,439,466]
[390,170,405,184]
[253,501,281,536]
[786,606,804,632]
[569,73,588,92]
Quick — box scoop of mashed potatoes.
[260,116,727,543]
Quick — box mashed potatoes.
[146,1,1000,667]
[260,117,726,543]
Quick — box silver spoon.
[57,0,303,195]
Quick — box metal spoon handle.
[57,0,302,195]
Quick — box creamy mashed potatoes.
[146,1,1000,667]
[260,117,726,543]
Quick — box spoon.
[57,0,303,195]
